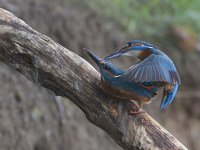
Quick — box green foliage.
[88,0,200,39]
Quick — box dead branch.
[0,8,187,150]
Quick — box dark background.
[1,0,200,149]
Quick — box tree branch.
[0,8,187,150]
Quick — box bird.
[84,40,181,114]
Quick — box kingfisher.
[84,40,181,114]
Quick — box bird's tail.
[160,84,178,110]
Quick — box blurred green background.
[1,0,200,150]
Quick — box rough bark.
[0,8,187,150]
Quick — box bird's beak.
[104,45,130,60]
[84,48,103,66]
[105,45,153,60]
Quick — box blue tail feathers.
[160,84,178,110]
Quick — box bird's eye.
[104,66,109,70]
[127,42,132,46]
[125,42,133,47]
[121,43,131,49]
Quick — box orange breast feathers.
[137,50,152,60]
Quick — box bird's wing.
[120,54,181,85]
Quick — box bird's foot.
[129,109,145,115]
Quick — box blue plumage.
[160,84,179,109]
[84,40,181,114]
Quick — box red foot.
[129,109,145,115]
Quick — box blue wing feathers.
[121,54,181,85]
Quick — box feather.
[120,54,181,85]
[160,84,179,109]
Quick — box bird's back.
[101,75,157,102]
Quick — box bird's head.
[84,48,124,76]
[105,40,158,60]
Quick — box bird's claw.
[129,109,145,115]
